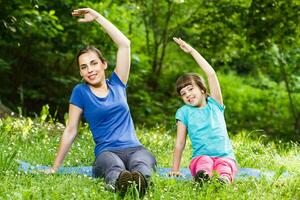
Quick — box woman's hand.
[40,167,57,174]
[32,167,56,175]
[173,37,194,53]
[168,170,182,177]
[72,8,100,23]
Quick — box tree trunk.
[0,100,12,118]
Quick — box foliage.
[130,72,300,140]
[219,72,300,139]
[0,0,300,139]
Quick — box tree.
[132,0,201,87]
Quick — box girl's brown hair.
[176,73,208,95]
[76,45,106,67]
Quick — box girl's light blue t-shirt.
[176,97,235,160]
[70,72,141,157]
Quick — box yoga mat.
[17,160,288,180]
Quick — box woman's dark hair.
[176,73,208,95]
[76,45,106,67]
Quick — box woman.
[47,7,156,196]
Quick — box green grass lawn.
[0,116,299,199]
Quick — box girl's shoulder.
[207,97,225,111]
[176,104,195,114]
[177,104,190,111]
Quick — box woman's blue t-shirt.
[176,97,235,160]
[70,72,141,157]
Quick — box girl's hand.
[173,37,194,53]
[72,8,100,23]
[168,170,182,177]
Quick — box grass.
[0,116,299,199]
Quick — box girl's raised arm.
[72,8,131,85]
[173,37,223,105]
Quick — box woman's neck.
[89,82,109,98]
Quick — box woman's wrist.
[94,13,103,22]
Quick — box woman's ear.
[103,61,108,70]
[79,71,83,77]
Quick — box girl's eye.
[92,62,98,65]
[81,66,87,70]
[188,87,193,91]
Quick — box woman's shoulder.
[73,83,87,90]
[108,72,127,88]
[71,83,89,95]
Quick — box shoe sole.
[218,176,230,184]
[116,170,133,193]
[194,170,210,183]
[132,171,147,196]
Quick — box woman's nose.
[87,65,93,72]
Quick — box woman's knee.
[128,148,156,169]
[93,151,125,177]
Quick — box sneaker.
[218,176,230,185]
[194,170,210,184]
[115,170,133,194]
[104,182,116,193]
[131,171,147,197]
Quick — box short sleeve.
[69,85,84,109]
[110,72,127,88]
[208,97,225,112]
[175,107,187,127]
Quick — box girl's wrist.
[172,167,180,172]
[52,162,60,171]
[189,48,196,54]
[52,166,58,171]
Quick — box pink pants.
[189,155,238,182]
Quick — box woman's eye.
[81,66,87,70]
[92,62,98,65]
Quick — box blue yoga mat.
[17,160,288,180]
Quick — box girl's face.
[78,51,107,87]
[179,84,206,107]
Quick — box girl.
[169,37,237,184]
[46,8,156,196]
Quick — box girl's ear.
[201,90,205,94]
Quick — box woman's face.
[78,51,107,87]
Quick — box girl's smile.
[180,84,207,107]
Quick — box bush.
[129,71,299,140]
[220,72,298,139]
